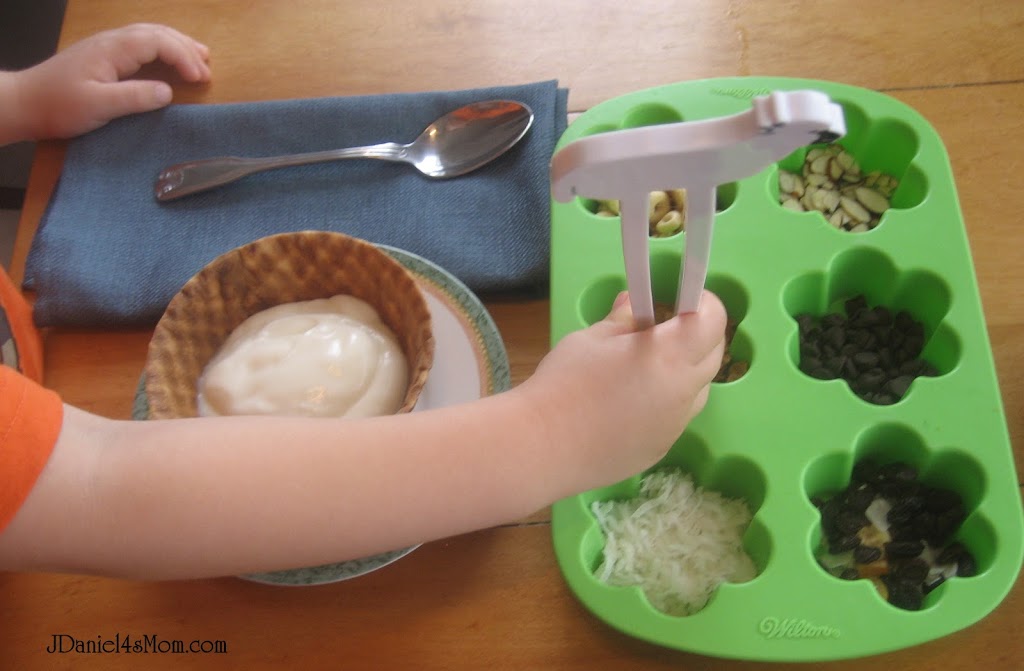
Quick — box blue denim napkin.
[25,80,567,327]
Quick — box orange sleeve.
[0,366,63,532]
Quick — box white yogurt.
[197,295,408,419]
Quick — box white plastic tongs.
[550,90,846,328]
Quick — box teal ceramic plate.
[133,245,510,586]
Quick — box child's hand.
[12,23,210,140]
[522,290,726,491]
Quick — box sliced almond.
[778,171,799,197]
[840,196,872,223]
[828,158,845,181]
[821,189,841,213]
[782,198,805,212]
[806,147,827,163]
[805,173,829,188]
[810,154,831,175]
[854,186,890,214]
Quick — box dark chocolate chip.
[853,351,880,368]
[822,313,845,329]
[844,295,868,317]
[884,375,914,398]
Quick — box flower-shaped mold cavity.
[775,99,928,232]
[577,265,753,383]
[579,432,771,617]
[621,103,684,128]
[577,250,684,326]
[803,423,995,612]
[783,247,960,405]
[705,274,752,383]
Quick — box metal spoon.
[154,100,534,202]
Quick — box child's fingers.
[106,24,211,83]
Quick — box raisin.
[839,567,860,581]
[922,486,963,513]
[883,576,924,611]
[878,461,918,483]
[956,553,978,578]
[830,534,860,554]
[936,541,968,566]
[892,558,930,582]
[853,545,882,564]
[885,540,925,559]
[851,460,879,484]
[843,485,876,513]
[836,510,867,535]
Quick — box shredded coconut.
[591,469,757,616]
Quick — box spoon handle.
[154,142,407,201]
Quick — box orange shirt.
[0,268,63,532]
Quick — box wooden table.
[3,1,1022,668]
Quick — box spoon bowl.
[154,100,534,202]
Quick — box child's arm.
[0,23,210,146]
[0,292,726,580]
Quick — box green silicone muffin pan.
[548,77,1024,661]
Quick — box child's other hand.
[523,290,726,491]
[15,23,210,140]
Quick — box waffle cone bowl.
[144,231,434,420]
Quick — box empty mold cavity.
[580,433,771,616]
[783,247,959,404]
[578,275,627,327]
[577,250,683,327]
[804,424,994,611]
[578,122,620,138]
[620,103,684,128]
[775,100,926,230]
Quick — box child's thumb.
[602,291,637,330]
[98,80,174,118]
